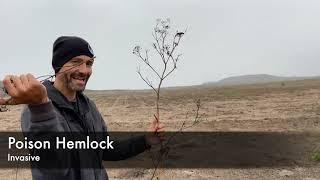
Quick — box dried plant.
[133,18,186,123]
[133,18,206,180]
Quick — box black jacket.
[21,80,149,180]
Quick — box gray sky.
[1,0,320,90]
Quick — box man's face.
[56,55,94,92]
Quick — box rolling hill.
[203,74,320,86]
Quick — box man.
[0,36,164,179]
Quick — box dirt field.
[0,79,319,179]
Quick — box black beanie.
[52,36,94,73]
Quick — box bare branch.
[145,50,149,63]
[136,67,157,94]
[134,50,161,79]
[164,99,206,147]
[152,31,166,63]
[163,66,176,80]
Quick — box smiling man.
[52,36,95,100]
[0,36,164,180]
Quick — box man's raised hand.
[145,117,165,146]
[0,74,49,105]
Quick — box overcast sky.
[1,0,320,90]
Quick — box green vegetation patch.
[312,151,320,162]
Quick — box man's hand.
[0,74,49,105]
[145,117,165,146]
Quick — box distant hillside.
[203,74,320,86]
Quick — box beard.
[63,71,90,92]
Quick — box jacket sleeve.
[88,100,151,161]
[20,101,71,179]
[102,132,151,161]
[21,100,64,133]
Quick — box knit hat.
[52,36,94,73]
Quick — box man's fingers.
[5,98,17,105]
[155,123,165,137]
[156,127,165,133]
[11,75,24,91]
[3,75,17,97]
[155,123,165,132]
[26,73,37,83]
[1,73,47,105]
[20,75,29,89]
[0,98,17,105]
[157,124,165,129]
